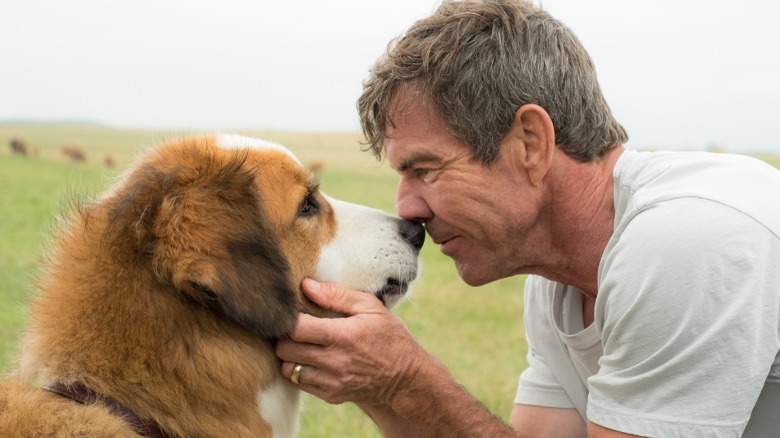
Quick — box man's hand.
[276,279,428,406]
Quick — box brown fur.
[0,380,135,437]
[0,135,336,437]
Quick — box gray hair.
[358,0,628,164]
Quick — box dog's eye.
[298,194,319,217]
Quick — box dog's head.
[103,134,424,339]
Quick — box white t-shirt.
[515,150,780,437]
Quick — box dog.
[0,134,425,437]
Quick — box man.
[276,0,780,436]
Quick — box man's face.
[385,92,542,286]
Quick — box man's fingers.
[281,361,325,388]
[275,279,411,407]
[281,360,314,385]
[280,360,362,405]
[301,278,384,316]
[283,312,341,345]
[279,360,349,404]
[276,327,329,362]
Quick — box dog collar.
[43,381,172,438]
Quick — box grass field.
[0,124,780,437]
[3,123,779,435]
[0,123,525,436]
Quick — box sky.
[2,0,779,153]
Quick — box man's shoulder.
[616,150,779,209]
[613,150,780,238]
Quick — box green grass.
[754,154,780,169]
[5,124,777,435]
[0,153,110,366]
[0,124,526,436]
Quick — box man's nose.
[396,177,432,223]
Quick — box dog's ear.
[171,229,300,340]
[106,142,299,338]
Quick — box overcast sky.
[2,0,779,153]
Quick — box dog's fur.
[0,134,424,437]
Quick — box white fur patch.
[316,195,420,308]
[257,376,300,438]
[216,133,301,164]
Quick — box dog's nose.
[399,220,425,251]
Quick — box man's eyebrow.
[396,153,442,172]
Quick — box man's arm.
[510,405,586,437]
[375,350,522,437]
[510,405,646,438]
[359,378,520,438]
[357,404,423,438]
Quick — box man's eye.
[414,168,431,179]
[299,195,319,217]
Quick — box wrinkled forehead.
[216,133,302,165]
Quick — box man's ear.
[502,104,556,186]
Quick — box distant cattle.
[62,145,86,162]
[103,154,115,168]
[10,138,27,156]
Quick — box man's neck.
[539,146,624,299]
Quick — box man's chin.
[454,261,495,287]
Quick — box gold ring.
[291,363,304,385]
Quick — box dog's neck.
[43,381,172,438]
